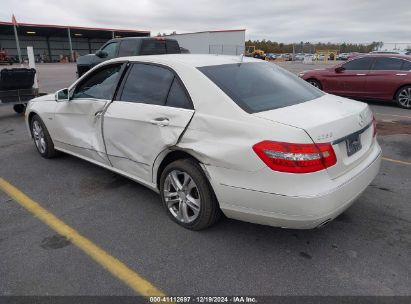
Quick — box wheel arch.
[27,111,40,138]
[155,149,207,190]
[393,84,411,100]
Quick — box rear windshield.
[139,39,181,55]
[140,40,167,55]
[198,62,323,113]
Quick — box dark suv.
[76,37,181,77]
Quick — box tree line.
[245,40,385,54]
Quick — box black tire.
[160,158,221,230]
[13,104,25,114]
[395,85,411,109]
[307,78,322,90]
[30,114,58,158]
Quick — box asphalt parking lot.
[0,62,410,297]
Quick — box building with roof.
[0,19,246,63]
[0,21,150,62]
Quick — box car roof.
[355,53,411,60]
[108,54,261,67]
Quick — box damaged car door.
[53,63,124,165]
[103,63,194,182]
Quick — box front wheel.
[160,159,221,230]
[307,79,322,90]
[30,114,58,158]
[395,86,411,109]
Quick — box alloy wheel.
[308,80,321,89]
[32,120,46,154]
[163,170,201,223]
[398,87,411,108]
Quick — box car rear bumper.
[206,144,382,229]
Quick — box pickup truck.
[76,37,181,77]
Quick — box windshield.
[198,62,324,113]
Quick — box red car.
[299,54,411,108]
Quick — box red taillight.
[252,141,337,173]
[372,115,377,137]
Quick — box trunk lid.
[253,94,375,179]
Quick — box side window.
[166,40,181,54]
[166,78,193,109]
[119,64,174,105]
[140,40,167,55]
[118,40,137,57]
[101,42,118,58]
[343,57,374,70]
[73,64,122,100]
[372,58,403,70]
[401,60,411,71]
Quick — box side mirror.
[95,50,108,58]
[55,88,69,102]
[335,66,345,73]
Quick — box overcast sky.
[1,0,410,43]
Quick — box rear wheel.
[160,159,221,230]
[307,79,322,90]
[395,86,411,109]
[30,114,58,158]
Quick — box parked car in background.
[266,53,277,60]
[294,53,305,61]
[76,37,181,77]
[26,55,380,230]
[299,54,411,108]
[337,53,350,60]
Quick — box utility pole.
[67,27,74,62]
[12,14,22,64]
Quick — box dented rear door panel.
[103,101,194,182]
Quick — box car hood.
[30,93,55,103]
[76,54,98,65]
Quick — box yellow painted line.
[0,177,166,298]
[375,113,411,120]
[382,157,411,166]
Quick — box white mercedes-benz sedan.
[25,54,381,230]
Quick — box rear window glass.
[343,57,374,70]
[372,57,403,70]
[166,78,193,109]
[166,40,181,54]
[140,39,167,55]
[402,60,411,71]
[198,62,323,113]
[118,40,137,57]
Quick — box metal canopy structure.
[0,21,150,62]
[0,21,150,38]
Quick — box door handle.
[356,73,366,76]
[396,73,407,76]
[149,117,169,126]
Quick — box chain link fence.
[209,44,245,56]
